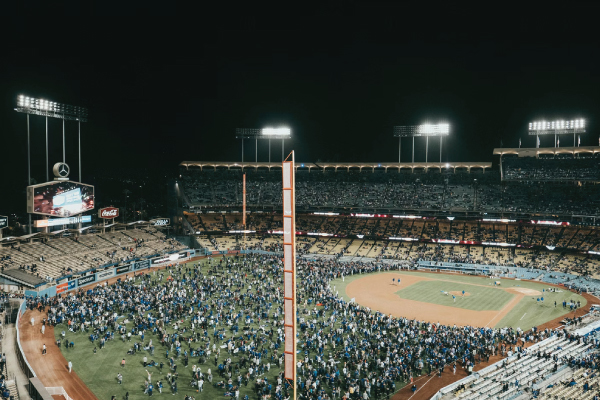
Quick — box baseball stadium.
[0,143,599,400]
[3,26,600,400]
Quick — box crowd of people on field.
[24,253,600,400]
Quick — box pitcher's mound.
[450,291,470,297]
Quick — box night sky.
[1,11,600,216]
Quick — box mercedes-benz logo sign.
[53,162,70,178]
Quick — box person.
[41,324,45,335]
[68,360,72,373]
[452,295,456,303]
[31,316,34,326]
[117,373,122,384]
[42,344,46,355]
[121,358,126,367]
[462,290,465,297]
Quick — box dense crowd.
[503,156,600,181]
[26,254,590,400]
[181,168,600,216]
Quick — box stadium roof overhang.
[0,269,46,288]
[179,161,492,171]
[493,146,600,157]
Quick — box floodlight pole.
[269,139,271,163]
[79,120,82,182]
[398,137,401,163]
[255,138,258,162]
[440,136,443,162]
[27,114,31,235]
[282,139,284,161]
[425,136,429,163]
[554,134,557,148]
[242,138,244,163]
[63,119,66,162]
[574,133,576,147]
[412,137,415,163]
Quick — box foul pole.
[243,173,247,255]
[282,151,297,400]
[243,173,247,228]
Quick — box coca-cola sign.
[99,207,119,219]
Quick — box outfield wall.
[23,249,195,298]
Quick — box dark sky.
[1,9,600,215]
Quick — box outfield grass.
[494,289,585,330]
[56,259,410,400]
[395,280,514,311]
[330,270,587,332]
[54,259,286,400]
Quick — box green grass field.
[329,270,587,331]
[54,259,287,400]
[395,280,514,311]
[54,259,409,400]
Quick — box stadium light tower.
[528,119,586,148]
[14,95,88,233]
[236,127,291,162]
[394,123,450,163]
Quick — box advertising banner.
[134,259,151,270]
[97,270,115,280]
[68,280,77,290]
[150,218,170,227]
[0,216,7,229]
[78,275,96,286]
[34,215,91,228]
[56,282,68,294]
[152,252,189,265]
[116,265,131,274]
[99,207,119,219]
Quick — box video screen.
[28,181,94,217]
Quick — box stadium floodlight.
[417,123,450,135]
[394,123,451,137]
[528,118,586,148]
[393,123,451,163]
[262,127,291,137]
[16,95,88,122]
[528,119,585,134]
[236,127,292,162]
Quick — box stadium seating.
[503,155,600,181]
[180,168,600,216]
[0,228,186,284]
[445,336,594,400]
